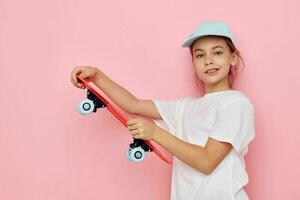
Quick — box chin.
[203,75,228,85]
[204,76,222,83]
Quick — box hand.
[127,118,159,140]
[70,66,101,89]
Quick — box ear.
[230,52,238,66]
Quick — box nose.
[205,56,213,66]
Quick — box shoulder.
[218,91,254,112]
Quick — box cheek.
[214,56,228,65]
[194,67,206,80]
[193,63,204,75]
[193,58,204,68]
[220,67,231,76]
[215,66,231,79]
[215,58,232,73]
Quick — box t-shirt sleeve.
[152,99,182,134]
[209,98,255,153]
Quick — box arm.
[93,70,140,114]
[93,70,162,119]
[152,127,233,175]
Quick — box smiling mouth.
[205,68,220,74]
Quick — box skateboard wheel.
[128,147,145,163]
[126,148,133,161]
[77,99,95,115]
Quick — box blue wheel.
[129,147,145,163]
[77,99,95,115]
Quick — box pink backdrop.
[1,0,299,199]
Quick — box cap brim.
[182,34,234,48]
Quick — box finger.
[130,130,142,138]
[71,66,82,85]
[133,134,142,139]
[71,66,80,82]
[127,125,138,131]
[127,119,137,126]
[71,70,76,85]
[129,129,139,135]
[78,69,91,79]
[73,68,86,88]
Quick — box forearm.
[153,127,211,174]
[93,70,138,114]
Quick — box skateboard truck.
[87,90,107,112]
[127,138,153,162]
[130,138,153,152]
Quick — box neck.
[204,77,232,94]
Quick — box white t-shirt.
[152,90,255,200]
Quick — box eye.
[195,54,204,58]
[214,51,223,55]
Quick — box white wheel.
[77,99,95,115]
[126,148,133,161]
[129,147,146,163]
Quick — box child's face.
[191,36,237,88]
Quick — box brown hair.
[189,36,245,91]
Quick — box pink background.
[1,0,299,199]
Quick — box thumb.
[78,71,89,79]
[79,70,95,82]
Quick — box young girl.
[71,21,255,200]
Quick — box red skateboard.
[76,75,172,164]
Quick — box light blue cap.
[182,21,235,48]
